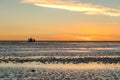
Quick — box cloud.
[21,0,120,16]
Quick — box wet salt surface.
[0,62,120,80]
[0,56,120,64]
[0,63,120,80]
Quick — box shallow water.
[0,41,120,57]
[0,41,120,80]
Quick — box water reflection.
[0,62,120,70]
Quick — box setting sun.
[76,36,92,41]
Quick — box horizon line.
[0,40,120,42]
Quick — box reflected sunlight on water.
[0,62,120,70]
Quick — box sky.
[0,0,120,41]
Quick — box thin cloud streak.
[21,0,120,16]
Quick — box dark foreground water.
[0,41,120,80]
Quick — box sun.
[76,36,92,41]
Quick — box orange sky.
[0,22,120,41]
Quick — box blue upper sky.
[80,0,120,8]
